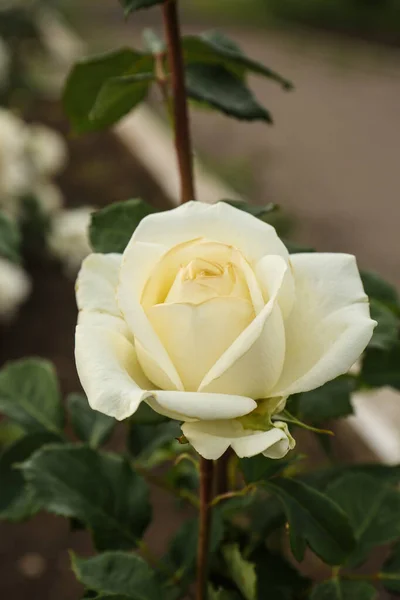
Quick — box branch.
[196,457,214,600]
[162,0,196,203]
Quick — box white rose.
[49,206,93,276]
[26,124,67,177]
[0,109,30,204]
[75,202,375,460]
[0,257,31,322]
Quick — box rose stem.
[197,457,214,600]
[162,0,196,204]
[215,449,231,495]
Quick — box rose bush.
[75,201,375,459]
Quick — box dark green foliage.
[0,212,21,263]
[287,376,355,424]
[71,552,162,599]
[119,0,163,16]
[0,432,61,520]
[239,455,293,484]
[381,542,400,594]
[67,394,115,448]
[182,31,293,89]
[22,445,151,551]
[361,342,400,391]
[128,420,182,468]
[89,73,154,124]
[63,49,154,132]
[252,547,310,600]
[186,64,271,123]
[369,299,399,351]
[0,359,64,435]
[310,580,376,600]
[265,478,355,564]
[89,199,154,254]
[361,270,400,311]
[326,474,400,567]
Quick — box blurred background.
[0,0,399,598]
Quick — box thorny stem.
[162,0,195,204]
[196,458,214,600]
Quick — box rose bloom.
[75,202,375,460]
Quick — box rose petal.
[271,253,376,397]
[75,314,153,421]
[182,419,295,460]
[76,253,122,315]
[130,201,289,264]
[199,257,289,398]
[76,311,257,423]
[256,254,295,319]
[147,297,254,391]
[148,391,257,422]
[118,241,183,391]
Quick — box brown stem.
[215,449,231,496]
[162,0,195,204]
[196,458,214,600]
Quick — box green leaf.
[368,299,399,351]
[221,200,277,221]
[252,547,309,600]
[222,544,256,600]
[182,32,293,90]
[310,580,376,600]
[89,198,155,254]
[381,541,400,594]
[0,211,21,263]
[163,513,225,586]
[128,420,181,468]
[119,0,163,16]
[326,473,400,566]
[209,588,242,600]
[0,432,61,521]
[361,270,400,311]
[302,463,400,491]
[186,64,272,123]
[265,478,355,564]
[361,342,400,391]
[67,394,115,448]
[130,402,169,425]
[288,376,355,423]
[71,552,162,599]
[22,445,151,551]
[63,49,153,133]
[90,73,153,125]
[240,455,293,484]
[0,359,64,435]
[0,420,25,449]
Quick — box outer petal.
[75,313,153,421]
[147,297,254,391]
[76,312,257,423]
[76,253,122,315]
[130,201,289,264]
[118,241,183,391]
[148,392,257,422]
[271,253,376,397]
[199,257,289,398]
[182,419,295,460]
